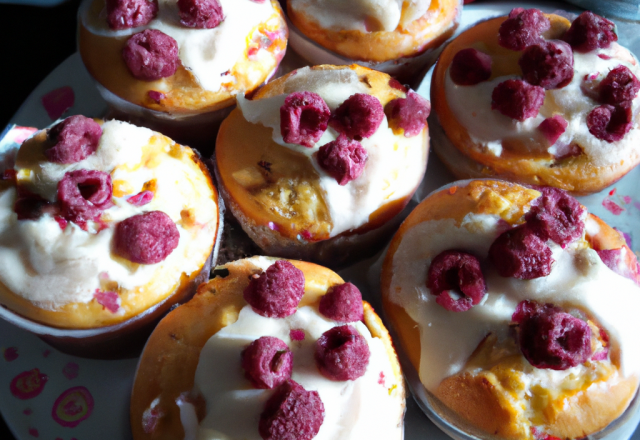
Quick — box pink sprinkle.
[290,329,305,341]
[127,190,154,206]
[3,347,18,362]
[603,198,624,215]
[63,362,80,380]
[54,216,68,231]
[300,230,312,240]
[609,188,616,196]
[623,196,632,204]
[148,91,165,104]
[24,409,32,415]
[28,428,39,437]
[267,222,279,231]
[43,350,51,358]
[247,47,259,60]
[41,86,75,121]
[94,290,120,313]
[12,126,38,144]
[634,202,640,211]
[598,54,611,60]
[378,371,385,386]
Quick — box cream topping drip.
[188,303,403,440]
[80,0,277,92]
[444,42,640,166]
[0,120,218,309]
[388,212,640,391]
[237,67,427,237]
[289,0,431,32]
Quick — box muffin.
[381,179,640,439]
[78,0,288,150]
[0,115,221,357]
[286,0,461,84]
[430,9,640,195]
[130,256,405,440]
[215,64,430,267]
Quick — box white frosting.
[388,212,640,391]
[188,303,402,440]
[0,120,218,309]
[80,0,278,92]
[444,42,640,166]
[289,0,431,32]
[237,67,427,237]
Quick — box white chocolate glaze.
[444,43,640,166]
[0,120,218,309]
[237,67,427,237]
[80,0,279,92]
[289,0,431,32]
[388,211,640,391]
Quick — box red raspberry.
[599,65,640,105]
[114,211,180,264]
[178,0,224,29]
[519,41,574,89]
[328,93,384,140]
[106,0,158,30]
[597,248,640,285]
[122,30,179,81]
[318,282,364,323]
[587,102,633,143]
[537,115,568,145]
[525,187,585,248]
[259,380,324,440]
[315,325,370,381]
[492,79,545,121]
[14,191,58,221]
[489,225,553,280]
[280,92,330,148]
[243,261,305,318]
[426,250,486,312]
[46,116,102,164]
[450,48,493,86]
[385,90,431,137]
[513,300,592,370]
[564,11,617,53]
[498,8,550,51]
[241,336,293,389]
[58,170,113,225]
[316,134,368,186]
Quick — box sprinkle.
[603,198,624,215]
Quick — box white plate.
[2,2,640,439]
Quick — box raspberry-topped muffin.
[0,116,220,339]
[381,179,640,439]
[431,9,640,195]
[215,64,430,266]
[286,0,461,83]
[130,257,405,440]
[78,0,287,148]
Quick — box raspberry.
[489,225,553,280]
[599,65,640,105]
[498,8,550,51]
[328,93,384,140]
[426,250,486,312]
[113,211,180,264]
[315,325,370,381]
[259,380,324,440]
[241,336,293,389]
[122,30,179,81]
[513,300,592,370]
[492,79,545,121]
[178,0,224,29]
[105,0,158,30]
[525,187,585,248]
[564,11,617,53]
[280,92,330,148]
[385,90,431,137]
[318,282,364,322]
[450,48,493,86]
[316,134,368,186]
[519,41,574,89]
[58,170,113,225]
[46,115,102,164]
[597,248,640,285]
[537,115,568,145]
[243,261,305,318]
[587,102,633,143]
[14,189,59,221]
